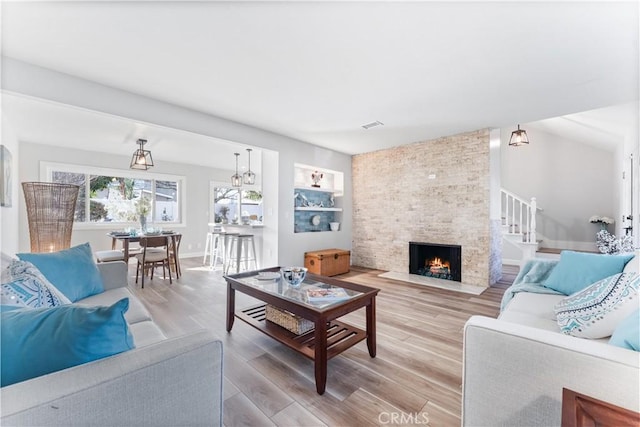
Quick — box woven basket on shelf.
[265,305,314,335]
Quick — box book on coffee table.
[306,287,350,303]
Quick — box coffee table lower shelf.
[236,304,367,360]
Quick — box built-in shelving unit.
[294,164,344,233]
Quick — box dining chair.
[135,236,172,288]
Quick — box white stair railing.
[501,188,541,243]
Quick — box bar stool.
[225,234,258,274]
[203,230,226,269]
[222,232,239,272]
[203,232,214,265]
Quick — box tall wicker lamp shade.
[22,182,80,253]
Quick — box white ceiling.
[2,93,264,172]
[1,1,639,156]
[526,101,639,152]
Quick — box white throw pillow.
[554,272,639,339]
[1,260,71,309]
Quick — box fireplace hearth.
[409,242,462,282]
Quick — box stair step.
[537,247,562,254]
[538,247,599,255]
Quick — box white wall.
[0,114,20,259]
[620,122,640,248]
[2,58,353,266]
[18,142,235,258]
[501,127,616,251]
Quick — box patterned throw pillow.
[554,272,639,339]
[1,260,71,309]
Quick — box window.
[44,163,184,227]
[213,186,262,224]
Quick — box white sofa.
[1,261,224,426]
[462,252,640,426]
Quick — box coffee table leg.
[226,283,235,332]
[314,318,328,395]
[366,298,376,357]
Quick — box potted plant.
[589,215,614,231]
[135,196,151,231]
[218,206,230,224]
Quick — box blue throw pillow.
[0,298,134,387]
[17,242,104,302]
[544,250,635,295]
[609,309,640,351]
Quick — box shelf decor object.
[243,148,256,185]
[311,170,323,188]
[231,152,242,187]
[130,138,154,170]
[22,182,80,253]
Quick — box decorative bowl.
[281,267,307,287]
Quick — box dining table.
[109,231,182,279]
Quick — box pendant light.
[231,153,242,187]
[509,125,530,147]
[243,148,256,185]
[130,139,154,170]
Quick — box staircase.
[501,188,542,264]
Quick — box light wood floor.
[129,259,516,427]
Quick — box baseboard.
[179,251,204,259]
[501,258,522,266]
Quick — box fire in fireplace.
[409,242,462,282]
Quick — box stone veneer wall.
[352,129,492,288]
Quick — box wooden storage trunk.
[304,248,350,276]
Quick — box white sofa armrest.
[462,316,640,427]
[96,260,128,291]
[0,330,223,426]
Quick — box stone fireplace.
[409,242,461,282]
[351,128,502,288]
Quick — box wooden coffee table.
[224,267,379,394]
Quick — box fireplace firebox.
[409,242,462,282]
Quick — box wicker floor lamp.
[22,182,80,253]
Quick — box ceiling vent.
[362,121,384,130]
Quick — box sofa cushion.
[554,272,639,339]
[78,287,152,324]
[609,309,640,351]
[17,243,104,302]
[498,310,563,333]
[0,298,135,387]
[1,260,71,309]
[501,292,567,320]
[128,320,167,348]
[543,250,635,295]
